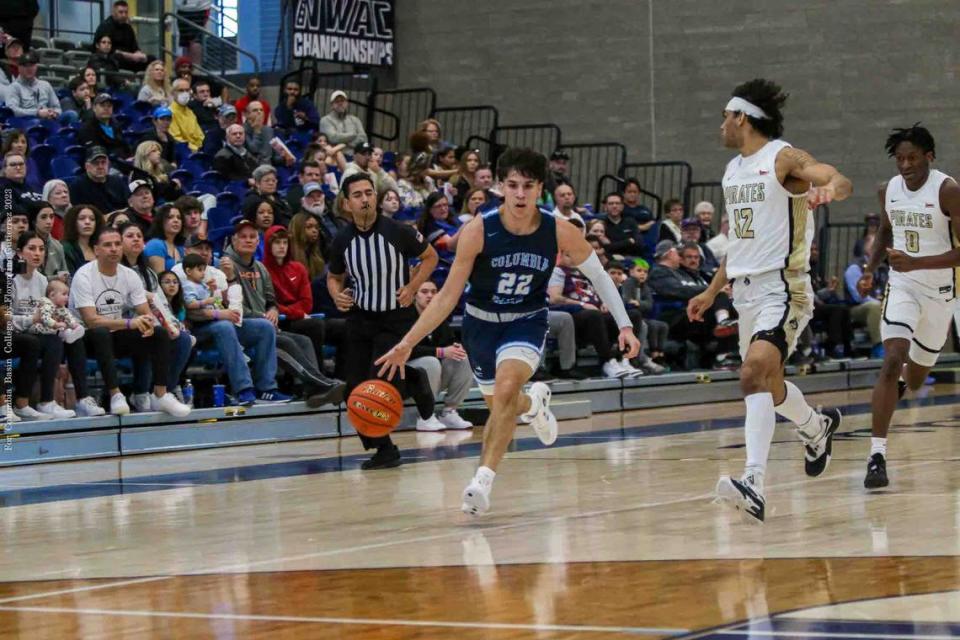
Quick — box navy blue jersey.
[466,208,558,313]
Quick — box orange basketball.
[346,379,404,438]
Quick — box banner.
[292,0,394,67]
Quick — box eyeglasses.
[5,161,25,168]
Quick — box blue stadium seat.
[206,205,235,230]
[213,191,240,211]
[51,155,81,179]
[174,142,191,166]
[28,144,56,183]
[206,225,233,251]
[224,180,248,197]
[114,113,132,129]
[192,181,220,196]
[64,144,85,164]
[26,124,49,145]
[171,169,194,190]
[0,106,12,121]
[200,170,226,190]
[7,116,41,131]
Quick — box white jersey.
[885,169,957,300]
[722,139,813,279]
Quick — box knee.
[739,360,770,395]
[879,350,906,380]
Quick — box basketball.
[346,379,404,438]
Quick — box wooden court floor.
[3,384,960,638]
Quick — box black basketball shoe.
[864,453,889,489]
[715,474,765,523]
[802,408,842,477]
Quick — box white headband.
[725,97,770,120]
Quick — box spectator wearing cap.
[693,201,716,241]
[602,191,643,257]
[342,141,399,196]
[242,165,293,227]
[0,152,42,205]
[93,0,150,72]
[68,147,129,214]
[138,105,177,164]
[658,198,685,243]
[137,60,171,106]
[212,124,258,183]
[78,94,132,159]
[285,161,326,214]
[234,76,270,124]
[225,219,343,405]
[170,77,205,152]
[544,150,571,200]
[297,181,331,220]
[200,104,237,155]
[680,217,719,277]
[274,80,319,134]
[60,76,94,123]
[122,179,156,235]
[319,90,367,148]
[173,231,283,407]
[188,80,220,130]
[6,51,63,121]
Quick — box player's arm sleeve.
[576,252,632,329]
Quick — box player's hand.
[396,284,416,307]
[335,288,354,312]
[887,249,917,272]
[806,184,835,210]
[618,327,641,359]
[444,343,468,361]
[687,291,716,322]
[375,340,412,381]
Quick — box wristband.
[214,310,219,320]
[125,318,131,330]
[439,347,444,359]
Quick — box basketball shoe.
[461,476,492,516]
[715,473,765,523]
[798,407,842,477]
[864,453,889,489]
[521,382,557,445]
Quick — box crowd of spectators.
[0,6,896,428]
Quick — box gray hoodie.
[223,244,275,318]
[7,76,61,117]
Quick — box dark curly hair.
[885,122,935,159]
[731,78,788,139]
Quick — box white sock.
[743,392,776,488]
[871,437,887,458]
[716,309,729,323]
[475,466,496,487]
[776,381,820,440]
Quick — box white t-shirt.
[69,262,148,320]
[11,271,48,332]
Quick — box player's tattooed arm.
[777,147,853,207]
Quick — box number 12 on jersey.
[733,207,755,239]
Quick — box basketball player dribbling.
[862,124,960,489]
[687,79,853,523]
[376,148,640,516]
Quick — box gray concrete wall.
[395,0,960,221]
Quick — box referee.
[327,173,440,469]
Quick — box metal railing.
[493,124,561,160]
[595,174,662,214]
[430,106,499,151]
[557,142,626,208]
[159,11,258,93]
[368,88,437,153]
[282,69,380,139]
[463,135,498,166]
[619,161,693,217]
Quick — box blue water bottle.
[182,379,194,408]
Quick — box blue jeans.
[192,318,277,393]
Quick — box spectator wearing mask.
[79,94,132,159]
[406,280,474,431]
[70,226,192,417]
[212,124,258,183]
[68,146,129,214]
[169,77,204,152]
[200,104,238,155]
[6,51,62,121]
[93,0,150,72]
[234,76,270,124]
[273,80,319,133]
[319,90,367,148]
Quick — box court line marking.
[0,459,933,606]
[0,605,687,635]
[714,631,957,639]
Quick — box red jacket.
[263,225,312,320]
[234,94,271,124]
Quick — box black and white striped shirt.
[329,214,429,312]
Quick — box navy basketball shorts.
[461,307,549,395]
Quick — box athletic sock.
[743,392,776,490]
[775,381,820,440]
[475,466,496,487]
[871,437,887,458]
[716,309,730,323]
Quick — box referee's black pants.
[343,307,436,450]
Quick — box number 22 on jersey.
[497,273,533,295]
[733,207,755,239]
